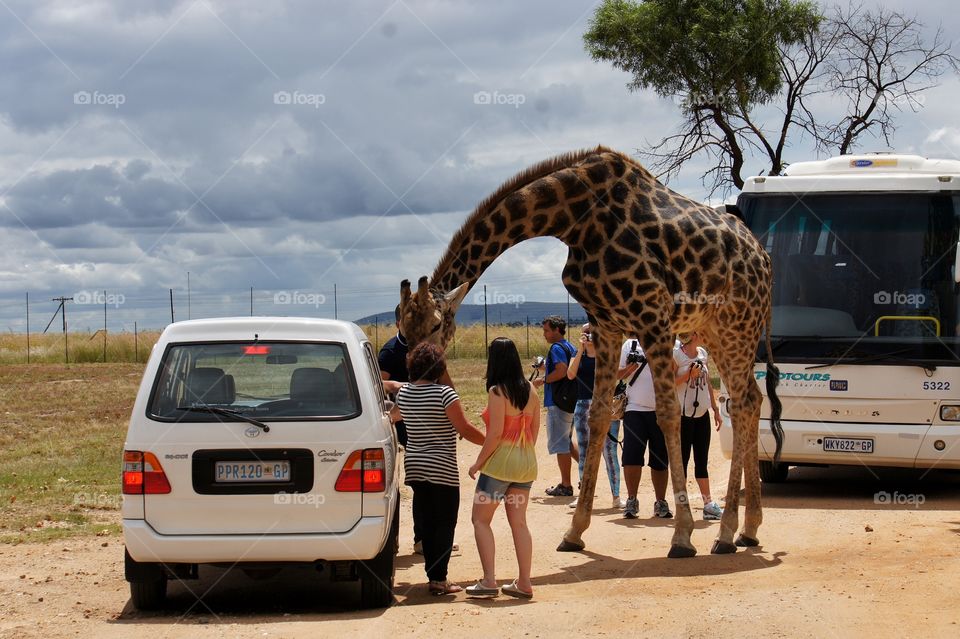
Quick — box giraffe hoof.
[735,534,759,547]
[667,545,697,559]
[556,538,585,552]
[711,539,738,554]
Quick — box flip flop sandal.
[500,579,533,599]
[429,581,463,596]
[465,580,499,597]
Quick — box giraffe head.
[399,276,469,350]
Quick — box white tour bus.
[719,153,960,481]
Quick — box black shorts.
[622,410,668,471]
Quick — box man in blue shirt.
[532,315,579,497]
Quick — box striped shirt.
[396,383,461,487]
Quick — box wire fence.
[3,285,592,364]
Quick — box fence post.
[525,315,529,359]
[169,289,175,323]
[103,290,107,363]
[483,285,488,357]
[25,292,30,364]
[134,321,139,364]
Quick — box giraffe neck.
[430,197,557,293]
[428,147,657,295]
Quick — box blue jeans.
[573,399,621,498]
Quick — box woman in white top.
[674,331,723,520]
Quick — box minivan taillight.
[335,448,386,492]
[122,451,171,495]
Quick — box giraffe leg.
[738,384,763,546]
[707,318,771,554]
[644,330,696,558]
[559,322,619,552]
[663,415,696,558]
[711,414,743,554]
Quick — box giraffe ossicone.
[399,146,783,558]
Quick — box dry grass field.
[0,323,564,365]
[0,354,514,544]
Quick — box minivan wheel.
[759,460,790,483]
[130,575,167,610]
[358,497,399,609]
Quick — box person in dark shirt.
[379,305,410,446]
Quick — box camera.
[532,356,545,369]
[626,351,645,365]
[584,333,592,342]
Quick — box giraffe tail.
[764,306,784,465]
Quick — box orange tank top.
[480,406,538,483]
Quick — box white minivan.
[122,318,399,610]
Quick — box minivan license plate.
[215,461,291,482]
[822,437,874,454]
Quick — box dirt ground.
[2,437,960,638]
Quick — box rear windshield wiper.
[805,348,936,374]
[176,405,271,432]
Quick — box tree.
[584,1,959,194]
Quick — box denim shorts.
[476,473,533,502]
[545,404,575,454]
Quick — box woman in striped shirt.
[396,342,484,596]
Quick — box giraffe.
[399,146,784,557]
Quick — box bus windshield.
[739,191,960,364]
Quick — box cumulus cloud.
[0,0,957,330]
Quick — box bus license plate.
[822,437,874,454]
[215,461,291,482]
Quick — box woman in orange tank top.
[466,338,540,599]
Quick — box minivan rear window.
[148,342,361,421]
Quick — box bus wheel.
[759,461,789,483]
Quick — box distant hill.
[355,301,588,326]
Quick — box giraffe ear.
[443,283,469,314]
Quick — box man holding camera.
[619,338,672,519]
[531,315,579,497]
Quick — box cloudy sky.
[2,0,959,332]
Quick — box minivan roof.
[158,317,368,343]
